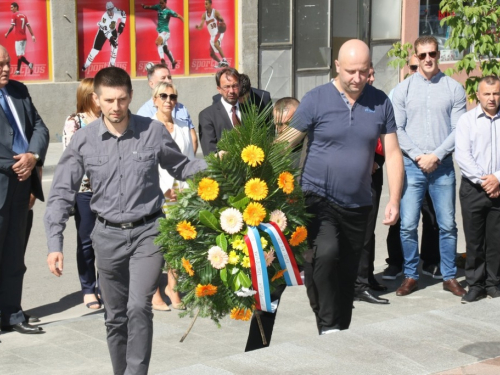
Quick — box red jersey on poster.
[11,12,29,41]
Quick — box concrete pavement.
[1,143,499,375]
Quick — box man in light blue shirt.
[455,75,500,303]
[137,63,198,153]
[392,36,466,297]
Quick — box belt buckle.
[120,222,133,229]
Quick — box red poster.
[0,0,50,81]
[189,0,236,74]
[78,0,131,79]
[135,1,185,77]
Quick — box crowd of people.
[0,35,499,375]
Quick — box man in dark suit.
[0,45,49,334]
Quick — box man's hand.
[47,252,64,277]
[481,174,500,195]
[415,154,439,173]
[383,201,399,225]
[117,22,125,35]
[12,153,36,181]
[31,35,36,42]
[165,188,177,202]
[109,36,118,48]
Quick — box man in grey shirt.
[392,35,466,297]
[44,67,206,375]
[455,75,500,303]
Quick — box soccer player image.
[82,2,126,72]
[141,1,183,70]
[4,2,35,75]
[195,0,228,68]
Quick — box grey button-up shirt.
[455,105,500,184]
[44,113,207,253]
[392,71,466,161]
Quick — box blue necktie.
[0,89,27,154]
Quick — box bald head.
[335,40,371,100]
[408,55,419,74]
[0,45,10,89]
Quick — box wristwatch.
[29,152,40,161]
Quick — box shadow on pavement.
[25,290,82,318]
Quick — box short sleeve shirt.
[152,5,177,33]
[12,12,28,41]
[294,81,396,208]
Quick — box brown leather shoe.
[396,277,418,296]
[443,279,466,297]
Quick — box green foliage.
[387,41,414,71]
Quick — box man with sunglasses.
[392,36,467,297]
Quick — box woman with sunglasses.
[150,82,194,311]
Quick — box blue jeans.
[400,156,457,280]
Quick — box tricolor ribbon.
[244,221,303,313]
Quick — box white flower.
[235,287,257,297]
[269,210,287,232]
[220,208,244,234]
[207,246,228,269]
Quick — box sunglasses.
[157,93,178,101]
[409,65,418,71]
[416,51,438,60]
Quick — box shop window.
[259,0,291,44]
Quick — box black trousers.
[304,194,371,332]
[386,191,440,267]
[460,178,500,289]
[355,182,382,291]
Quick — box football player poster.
[189,0,236,75]
[135,0,185,77]
[0,0,50,81]
[78,0,130,79]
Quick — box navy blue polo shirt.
[295,81,396,208]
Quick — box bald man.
[288,39,403,334]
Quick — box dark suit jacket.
[198,100,234,156]
[0,80,49,207]
[212,87,272,113]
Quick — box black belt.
[97,210,162,229]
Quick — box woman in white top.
[151,82,196,311]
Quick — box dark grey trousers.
[92,217,164,375]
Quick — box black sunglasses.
[417,51,438,60]
[157,93,178,101]
[409,65,418,71]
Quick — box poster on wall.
[78,0,130,79]
[188,0,236,75]
[135,0,185,77]
[0,0,50,81]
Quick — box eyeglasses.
[157,93,178,101]
[220,84,239,91]
[409,65,418,71]
[275,121,290,128]
[416,51,438,60]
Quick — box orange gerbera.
[230,307,252,321]
[241,145,265,167]
[271,269,287,282]
[244,178,268,201]
[243,202,267,226]
[197,178,219,201]
[176,221,197,240]
[195,284,218,297]
[289,226,307,246]
[182,257,194,276]
[277,172,294,194]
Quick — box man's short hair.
[215,67,240,87]
[239,74,251,98]
[94,67,132,95]
[274,97,300,114]
[207,0,212,4]
[414,36,439,54]
[147,63,171,82]
[478,75,500,87]
[11,2,19,9]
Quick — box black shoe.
[1,321,44,334]
[486,287,500,298]
[461,287,487,304]
[382,265,402,280]
[81,65,86,72]
[422,263,443,279]
[369,281,388,291]
[354,290,389,304]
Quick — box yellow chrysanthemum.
[242,244,249,256]
[271,269,287,282]
[176,221,197,240]
[197,178,219,201]
[243,202,267,226]
[241,145,265,167]
[182,257,194,276]
[289,226,307,246]
[228,250,240,265]
[232,238,246,250]
[230,307,252,321]
[195,284,218,297]
[244,178,268,201]
[260,237,268,249]
[277,172,294,194]
[241,256,251,268]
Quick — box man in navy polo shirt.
[286,39,403,334]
